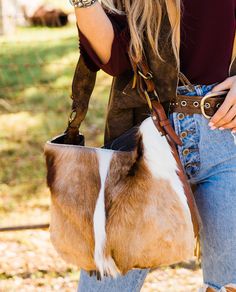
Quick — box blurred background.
[0,0,202,291]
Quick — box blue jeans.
[77,84,236,291]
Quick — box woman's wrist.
[70,0,98,9]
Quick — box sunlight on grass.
[0,25,112,226]
[0,112,41,139]
[0,22,115,290]
[0,24,77,44]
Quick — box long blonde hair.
[101,0,181,66]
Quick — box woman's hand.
[209,76,236,134]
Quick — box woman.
[71,0,236,291]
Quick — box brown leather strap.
[152,99,200,237]
[64,56,97,144]
[132,59,183,146]
[170,94,226,116]
[152,100,182,146]
[167,136,201,237]
[178,72,195,92]
[136,60,200,238]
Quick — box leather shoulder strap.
[135,60,200,238]
[64,56,96,144]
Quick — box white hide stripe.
[93,150,119,278]
[139,118,190,215]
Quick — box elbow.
[100,55,131,77]
[103,67,129,77]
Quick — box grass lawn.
[0,24,112,226]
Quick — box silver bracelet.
[69,0,98,8]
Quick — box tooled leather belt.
[169,91,228,119]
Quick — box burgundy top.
[79,0,236,84]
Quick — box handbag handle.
[131,59,182,146]
[64,56,97,145]
[64,54,182,146]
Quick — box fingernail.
[210,126,217,130]
[208,122,214,127]
[219,127,225,131]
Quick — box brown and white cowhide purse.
[44,56,200,278]
[45,117,195,277]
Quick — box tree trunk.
[0,0,17,35]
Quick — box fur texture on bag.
[44,117,195,278]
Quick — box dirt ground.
[0,230,203,292]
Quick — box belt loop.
[178,72,195,92]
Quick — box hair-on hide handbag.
[44,56,201,279]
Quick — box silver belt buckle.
[200,90,228,119]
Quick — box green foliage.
[0,25,112,224]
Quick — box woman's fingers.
[212,104,236,129]
[208,93,235,128]
[209,79,236,129]
[218,116,236,130]
[211,77,233,92]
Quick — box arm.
[75,2,114,64]
[76,7,131,76]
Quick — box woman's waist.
[173,83,227,118]
[177,83,218,97]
